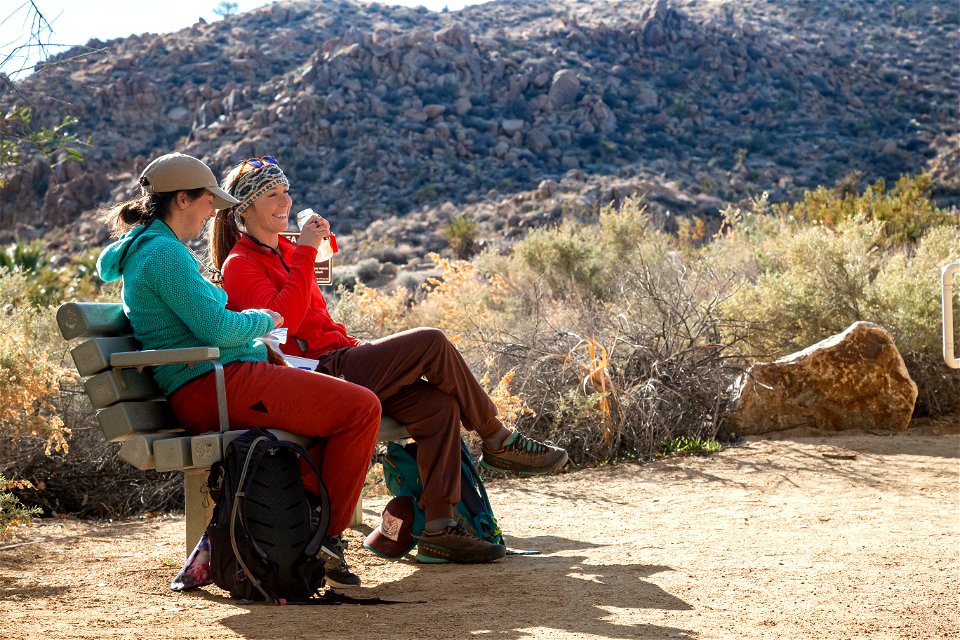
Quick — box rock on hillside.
[1,0,957,259]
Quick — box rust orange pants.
[169,360,381,535]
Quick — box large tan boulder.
[727,322,917,436]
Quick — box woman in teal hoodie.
[97,153,380,587]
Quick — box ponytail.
[101,186,205,238]
[101,193,174,238]
[209,207,243,270]
[209,162,248,269]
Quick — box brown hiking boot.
[480,431,568,475]
[415,524,506,564]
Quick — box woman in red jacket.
[210,156,567,565]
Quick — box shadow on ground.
[212,534,694,640]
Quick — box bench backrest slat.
[70,336,142,377]
[97,401,180,442]
[83,369,163,409]
[57,302,130,340]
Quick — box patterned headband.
[226,163,289,220]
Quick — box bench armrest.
[110,347,221,369]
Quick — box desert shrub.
[443,213,478,259]
[773,174,956,247]
[660,436,722,455]
[7,421,183,519]
[510,196,662,299]
[0,266,178,527]
[597,196,653,260]
[868,226,960,415]
[487,244,746,464]
[868,225,960,354]
[410,254,508,356]
[0,243,104,306]
[0,240,45,272]
[354,257,381,283]
[0,274,70,536]
[0,476,39,540]
[332,282,414,339]
[409,202,749,464]
[717,215,887,355]
[0,274,70,454]
[513,222,604,295]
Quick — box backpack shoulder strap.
[230,434,276,602]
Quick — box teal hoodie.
[97,219,274,395]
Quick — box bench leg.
[184,469,212,556]
[349,496,364,529]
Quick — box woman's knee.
[350,385,382,425]
[412,326,454,355]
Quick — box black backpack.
[206,428,331,603]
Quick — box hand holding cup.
[296,209,331,250]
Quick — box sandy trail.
[1,431,957,639]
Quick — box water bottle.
[295,208,338,262]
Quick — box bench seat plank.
[154,436,196,472]
[118,433,186,470]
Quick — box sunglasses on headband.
[239,156,279,173]
[228,156,281,190]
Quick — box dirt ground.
[1,425,957,640]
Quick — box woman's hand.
[298,213,332,250]
[258,308,284,327]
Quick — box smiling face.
[241,184,292,240]
[168,189,217,242]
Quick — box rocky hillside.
[1,0,957,262]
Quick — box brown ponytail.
[101,187,205,238]
[209,208,243,270]
[101,193,169,238]
[209,162,248,269]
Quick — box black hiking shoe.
[322,535,361,588]
[480,431,568,475]
[415,523,506,564]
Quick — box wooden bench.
[56,301,409,555]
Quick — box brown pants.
[315,327,502,521]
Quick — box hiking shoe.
[480,431,569,475]
[322,535,361,588]
[415,523,507,564]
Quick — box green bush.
[513,222,603,295]
[444,213,478,259]
[0,475,39,540]
[0,243,105,306]
[354,257,381,283]
[773,174,956,247]
[717,215,887,354]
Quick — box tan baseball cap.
[139,153,240,210]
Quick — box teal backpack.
[380,438,504,553]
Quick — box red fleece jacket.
[221,235,358,358]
